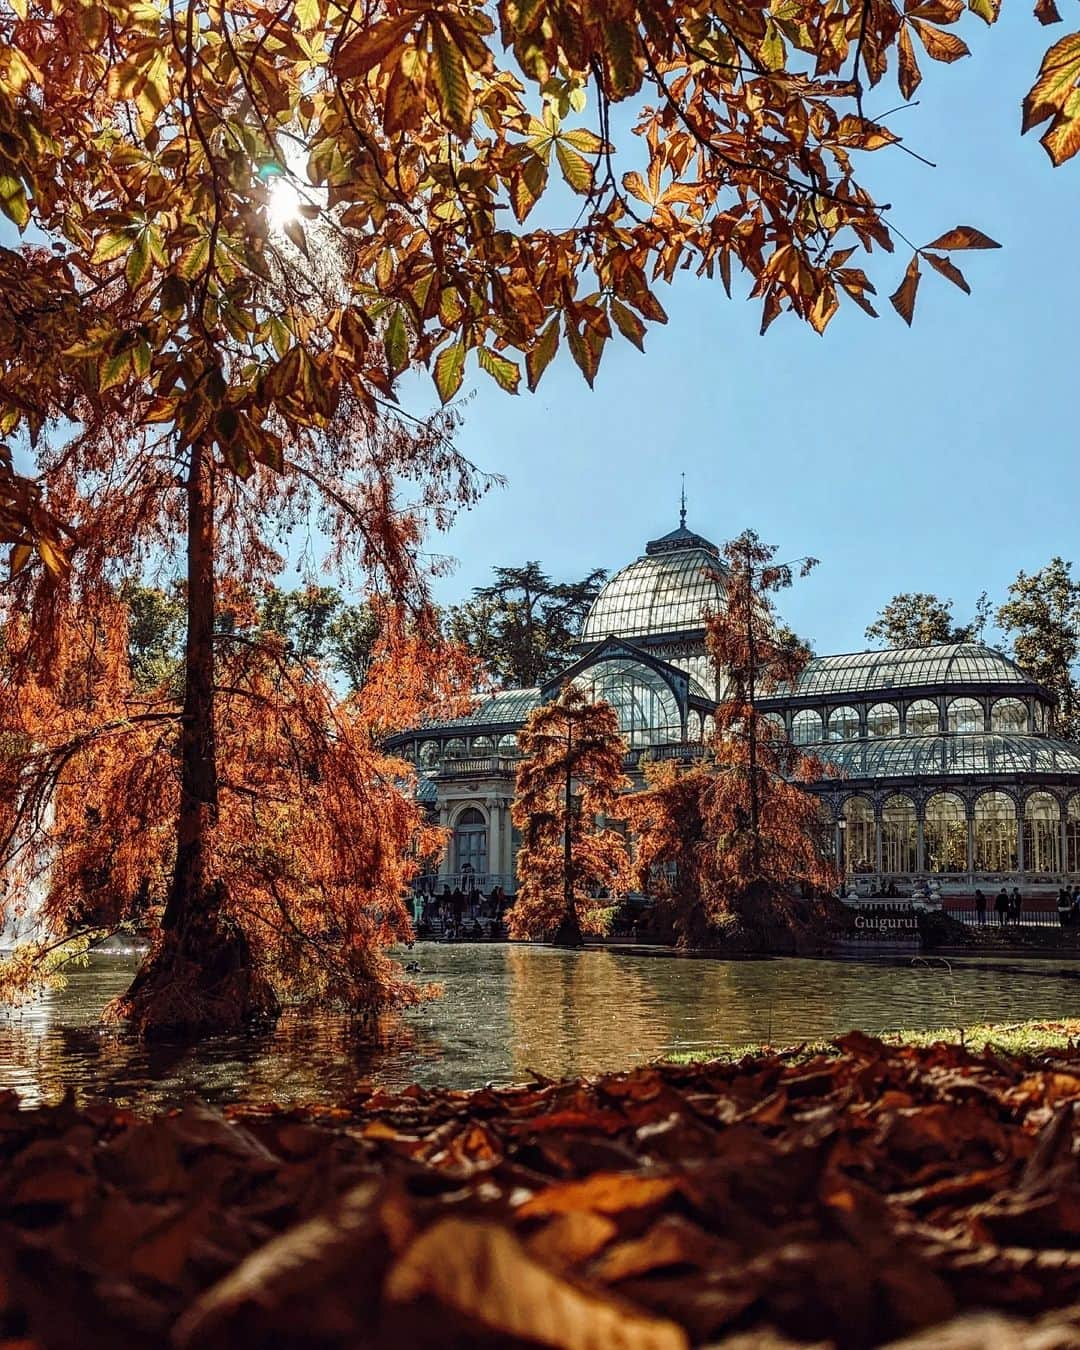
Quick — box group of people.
[972,887,1023,924]
[972,886,1025,925]
[1057,886,1080,927]
[416,884,509,941]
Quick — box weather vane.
[679,472,686,528]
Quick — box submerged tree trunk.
[552,724,583,948]
[118,441,278,1038]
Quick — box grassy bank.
[667,1016,1080,1065]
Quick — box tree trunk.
[553,723,583,947]
[118,441,279,1038]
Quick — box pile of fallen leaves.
[1,1033,1079,1350]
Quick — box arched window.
[444,737,467,760]
[1067,796,1080,874]
[759,712,787,742]
[1023,792,1061,873]
[573,659,680,748]
[906,699,940,737]
[702,714,716,741]
[841,796,875,873]
[687,711,702,742]
[881,795,917,873]
[827,706,860,741]
[947,698,983,734]
[418,740,440,767]
[471,735,495,757]
[1034,702,1050,733]
[973,792,1017,872]
[867,703,900,738]
[453,807,488,876]
[791,709,823,746]
[497,733,518,756]
[923,793,967,872]
[991,698,1028,735]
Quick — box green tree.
[121,582,185,693]
[997,559,1080,739]
[447,563,606,688]
[866,592,990,647]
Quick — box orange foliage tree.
[0,583,478,1025]
[628,531,837,947]
[510,684,630,947]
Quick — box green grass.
[666,1018,1080,1065]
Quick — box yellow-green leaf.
[91,230,132,265]
[429,19,473,136]
[177,236,211,281]
[434,341,466,402]
[477,346,520,393]
[0,175,29,229]
[99,348,132,392]
[556,142,592,194]
[385,307,409,376]
[126,231,152,288]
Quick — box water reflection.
[0,945,1077,1110]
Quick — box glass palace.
[386,520,1080,897]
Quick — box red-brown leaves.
[2,1036,1080,1348]
[510,683,631,940]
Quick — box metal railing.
[942,899,1069,929]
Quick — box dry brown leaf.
[385,1216,689,1350]
[516,1172,679,1219]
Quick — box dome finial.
[679,472,686,528]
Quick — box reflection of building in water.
[388,516,1080,897]
[505,946,670,1081]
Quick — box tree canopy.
[1,0,1078,574]
[865,591,990,647]
[447,562,606,687]
[996,557,1080,740]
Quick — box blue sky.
[414,12,1079,658]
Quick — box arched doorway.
[453,807,488,879]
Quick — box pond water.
[1,944,1077,1110]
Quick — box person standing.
[1058,887,1072,928]
[975,889,987,925]
[1010,886,1023,926]
[994,887,1009,926]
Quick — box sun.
[267,176,302,230]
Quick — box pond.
[1,944,1078,1110]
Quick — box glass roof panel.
[776,643,1031,698]
[808,733,1080,780]
[421,687,541,730]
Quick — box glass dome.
[581,524,725,643]
[780,644,1032,698]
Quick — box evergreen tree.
[447,563,606,688]
[997,559,1080,739]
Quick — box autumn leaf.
[433,340,466,402]
[1022,34,1080,165]
[924,252,971,292]
[428,19,474,136]
[526,318,559,390]
[477,346,520,393]
[556,141,593,193]
[609,297,646,351]
[385,1218,688,1350]
[924,225,1002,250]
[0,174,30,229]
[890,254,922,324]
[910,18,970,62]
